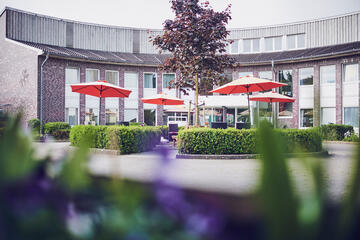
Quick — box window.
[106,71,119,85]
[144,73,157,88]
[124,109,138,122]
[106,108,118,125]
[243,39,251,53]
[320,65,336,84]
[278,70,293,117]
[321,107,336,125]
[144,109,156,126]
[243,38,260,53]
[287,34,305,49]
[85,108,99,125]
[343,64,359,82]
[230,40,239,53]
[66,68,79,84]
[65,107,78,126]
[265,36,282,52]
[299,68,314,86]
[344,107,359,128]
[259,71,272,80]
[238,72,252,78]
[163,73,175,88]
[124,72,138,89]
[300,109,313,127]
[86,69,99,82]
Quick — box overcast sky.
[1,0,359,29]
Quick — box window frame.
[286,34,306,50]
[162,72,176,89]
[299,108,314,128]
[124,71,139,89]
[143,72,157,89]
[299,67,314,86]
[277,69,293,119]
[242,38,260,53]
[105,70,119,85]
[85,68,100,83]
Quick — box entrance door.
[144,109,156,126]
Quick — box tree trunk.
[195,74,200,126]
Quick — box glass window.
[124,72,138,88]
[124,109,138,122]
[65,68,79,84]
[163,73,175,88]
[253,39,260,52]
[259,71,272,80]
[238,72,252,78]
[278,70,293,117]
[343,64,359,82]
[300,109,313,127]
[65,107,78,126]
[106,71,118,85]
[85,108,99,125]
[274,36,282,50]
[321,107,336,125]
[243,39,251,53]
[144,73,157,88]
[106,108,118,125]
[344,107,359,128]
[237,108,249,123]
[299,68,314,86]
[231,40,239,53]
[86,69,99,82]
[144,109,156,126]
[297,34,305,48]
[265,37,273,51]
[287,35,296,49]
[320,65,336,84]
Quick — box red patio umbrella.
[71,80,132,124]
[141,93,184,105]
[250,91,295,124]
[209,76,287,123]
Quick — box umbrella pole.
[246,88,250,125]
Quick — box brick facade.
[39,58,166,125]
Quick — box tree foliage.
[151,0,237,92]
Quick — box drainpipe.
[40,53,50,134]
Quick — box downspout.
[40,52,49,134]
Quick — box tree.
[151,0,237,126]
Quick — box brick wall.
[0,12,40,125]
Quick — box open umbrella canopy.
[209,76,286,94]
[249,91,295,103]
[141,93,184,105]
[71,80,132,98]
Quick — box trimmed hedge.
[177,127,322,154]
[315,124,354,141]
[28,118,40,136]
[44,122,71,135]
[70,125,161,154]
[43,122,71,140]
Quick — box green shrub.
[70,125,161,153]
[129,122,145,126]
[51,129,70,140]
[28,118,40,136]
[44,122,71,135]
[343,133,360,142]
[70,125,97,148]
[178,127,322,154]
[316,124,354,141]
[156,125,169,139]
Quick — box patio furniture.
[117,121,129,126]
[236,122,251,129]
[211,122,228,129]
[168,123,179,146]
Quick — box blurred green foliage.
[315,124,354,141]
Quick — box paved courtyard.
[33,141,357,201]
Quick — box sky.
[1,0,359,29]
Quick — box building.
[0,7,359,131]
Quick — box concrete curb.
[323,141,359,145]
[176,151,329,160]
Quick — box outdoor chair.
[117,121,130,126]
[211,122,228,129]
[168,123,179,147]
[236,122,250,129]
